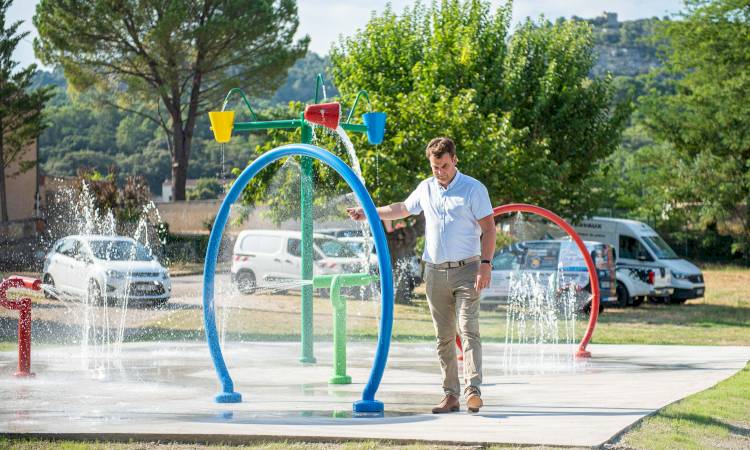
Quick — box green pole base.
[299,356,317,364]
[329,374,352,384]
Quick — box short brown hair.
[425,137,456,159]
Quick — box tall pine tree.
[0,0,51,222]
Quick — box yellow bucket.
[208,111,235,143]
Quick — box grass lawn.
[129,267,750,346]
[0,439,580,449]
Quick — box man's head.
[426,137,458,186]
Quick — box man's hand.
[346,206,366,221]
[475,263,492,292]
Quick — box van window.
[314,238,357,258]
[642,235,679,259]
[619,235,652,261]
[287,238,324,260]
[240,235,281,254]
[287,238,301,257]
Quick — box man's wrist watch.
[481,259,492,268]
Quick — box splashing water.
[499,214,584,374]
[41,182,166,377]
[334,126,363,183]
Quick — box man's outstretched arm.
[347,202,411,221]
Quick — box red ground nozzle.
[456,335,464,361]
[304,102,341,130]
[10,276,41,291]
[0,276,40,377]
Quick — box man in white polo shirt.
[347,137,495,413]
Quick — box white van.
[572,218,703,304]
[230,229,363,294]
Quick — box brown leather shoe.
[465,387,483,413]
[431,395,460,414]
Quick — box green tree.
[0,0,52,221]
[34,0,308,201]
[641,0,750,259]
[329,0,629,217]
[186,177,224,200]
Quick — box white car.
[231,230,364,294]
[42,235,171,306]
[339,236,423,287]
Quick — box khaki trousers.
[424,261,482,397]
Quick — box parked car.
[339,236,423,287]
[479,239,617,313]
[572,217,697,304]
[317,227,364,239]
[615,265,672,307]
[42,235,171,306]
[231,229,364,294]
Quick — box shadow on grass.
[599,303,750,328]
[656,412,750,438]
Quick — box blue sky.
[8,0,684,69]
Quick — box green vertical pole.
[329,275,351,384]
[299,112,316,364]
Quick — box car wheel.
[615,282,629,308]
[581,299,605,316]
[88,279,104,306]
[42,273,55,299]
[235,270,256,294]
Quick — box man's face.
[429,153,458,185]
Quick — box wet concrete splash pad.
[1,341,748,446]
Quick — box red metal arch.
[493,203,599,358]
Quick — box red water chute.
[304,102,341,130]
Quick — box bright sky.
[7,0,684,69]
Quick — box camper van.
[572,218,703,304]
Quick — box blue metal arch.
[202,143,393,413]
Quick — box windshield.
[90,240,154,261]
[344,241,365,255]
[642,235,679,259]
[314,238,357,258]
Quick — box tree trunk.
[170,121,189,201]
[0,116,8,222]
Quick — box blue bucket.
[363,112,386,145]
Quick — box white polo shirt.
[404,170,493,264]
